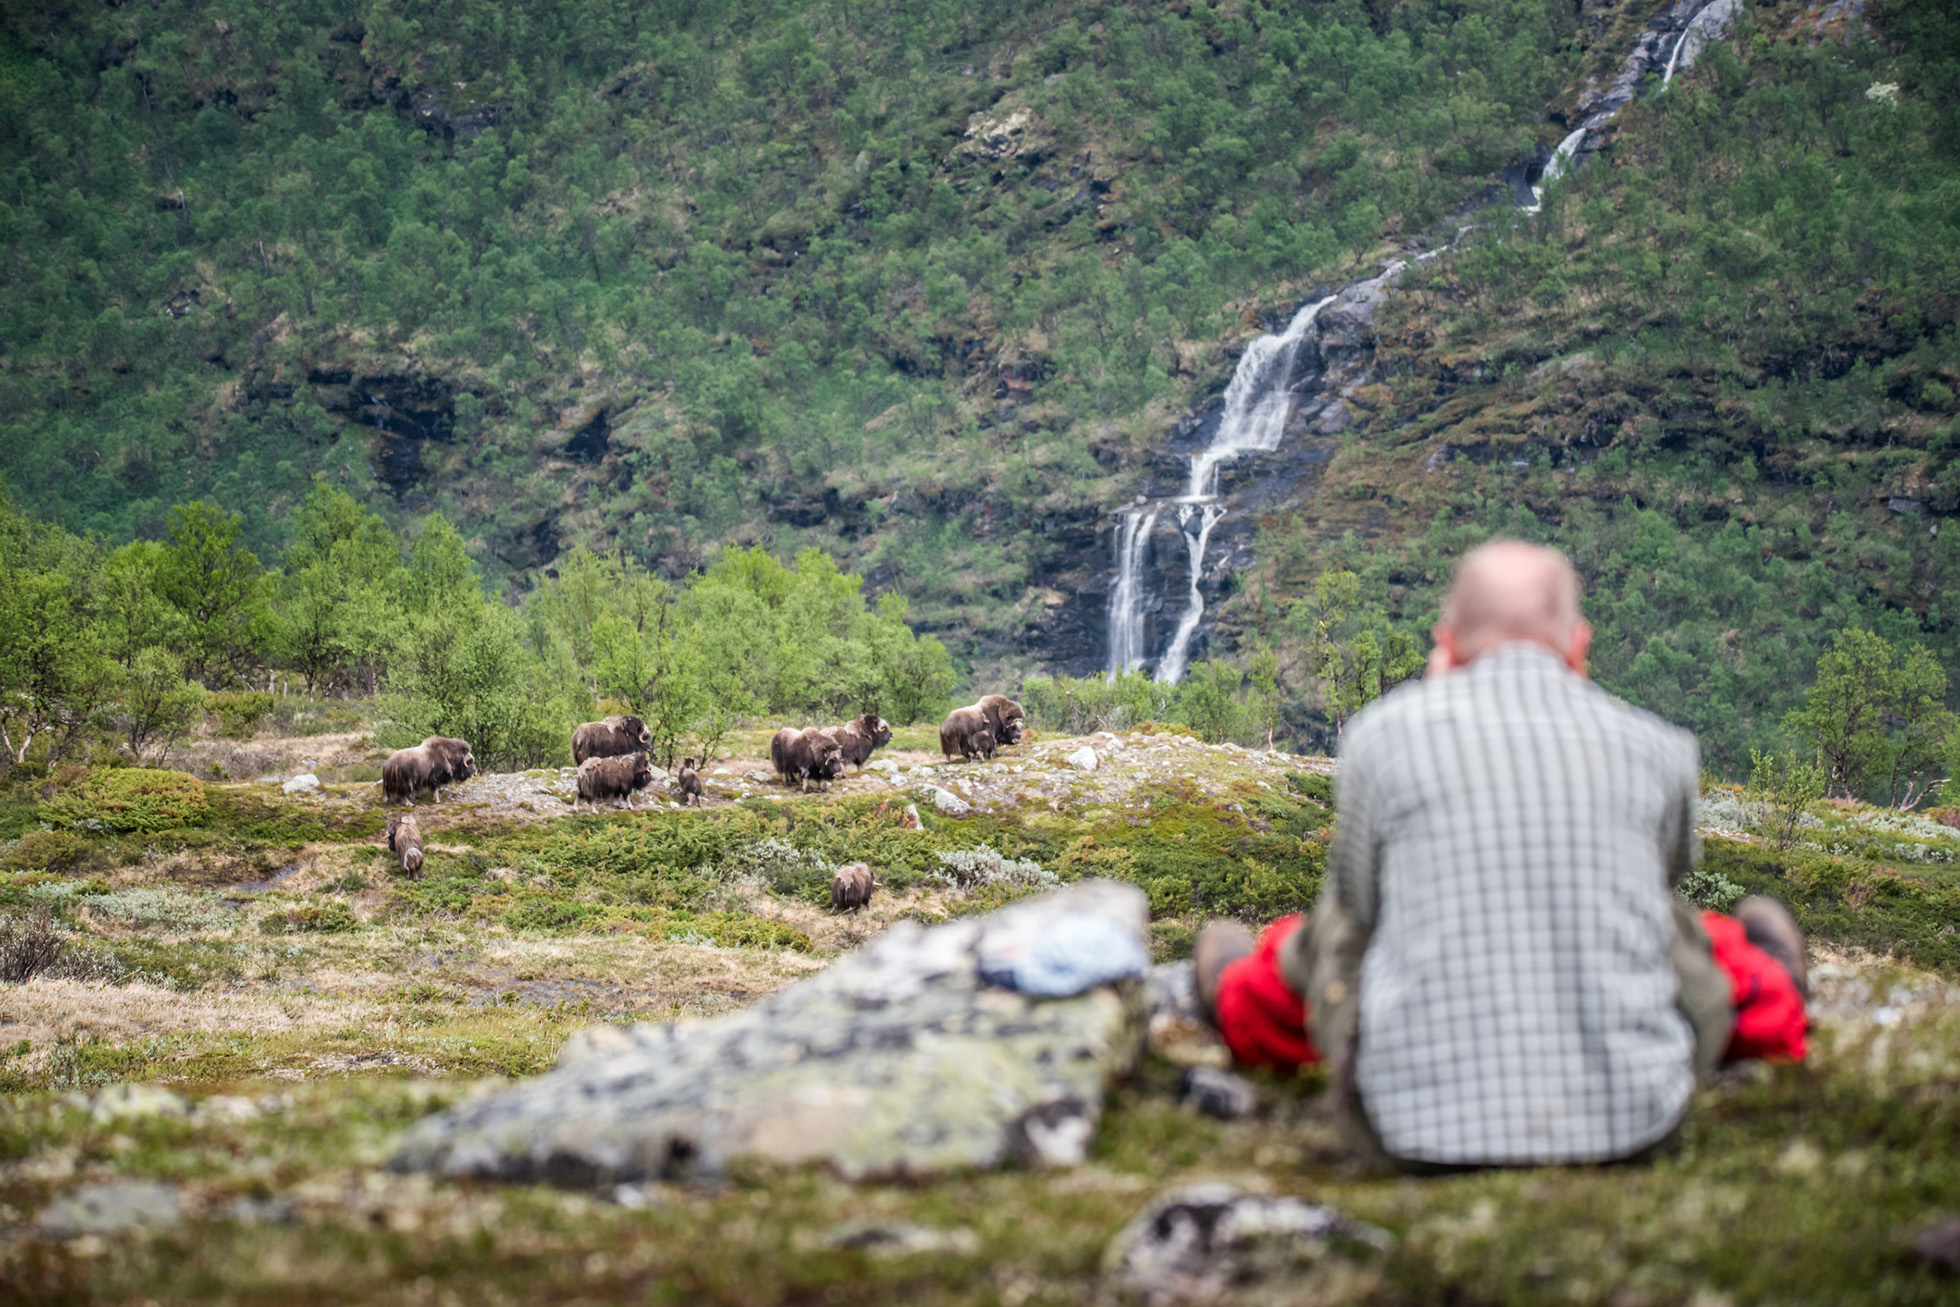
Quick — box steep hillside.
[2,1,1956,767]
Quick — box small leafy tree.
[1786,629,1957,806]
[1748,749,1826,849]
[157,501,274,684]
[116,646,208,764]
[1291,570,1424,735]
[1172,660,1250,744]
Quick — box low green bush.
[39,769,209,834]
[0,830,96,874]
[209,691,275,740]
[260,902,358,934]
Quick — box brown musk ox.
[939,704,994,761]
[833,714,895,771]
[572,715,652,765]
[575,751,654,811]
[771,727,847,792]
[977,694,1027,746]
[387,811,425,877]
[676,757,703,807]
[381,736,477,804]
[969,727,996,761]
[831,861,877,913]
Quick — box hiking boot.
[1193,920,1255,1028]
[1736,896,1809,1001]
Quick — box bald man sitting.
[1196,541,1808,1168]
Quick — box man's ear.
[1567,619,1592,677]
[1428,622,1459,678]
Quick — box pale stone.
[929,786,972,815]
[1067,746,1099,772]
[37,1180,182,1238]
[1103,1183,1391,1304]
[282,773,321,794]
[391,882,1149,1185]
[87,1083,189,1124]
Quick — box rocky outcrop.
[391,881,1150,1185]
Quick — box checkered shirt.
[1332,643,1701,1165]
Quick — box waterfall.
[1101,1,1729,683]
[1156,503,1225,685]
[1186,296,1340,502]
[1105,296,1336,683]
[1105,504,1161,678]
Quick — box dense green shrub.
[39,769,209,833]
[0,830,95,874]
[209,691,275,740]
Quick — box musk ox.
[977,694,1026,746]
[939,704,995,761]
[387,811,425,877]
[575,751,654,811]
[677,757,703,807]
[771,727,847,792]
[572,715,652,765]
[833,714,895,771]
[831,861,877,913]
[970,727,996,761]
[382,736,477,804]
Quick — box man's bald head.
[1433,541,1589,671]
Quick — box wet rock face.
[391,881,1149,1185]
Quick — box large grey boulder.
[392,881,1149,1185]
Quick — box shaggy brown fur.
[970,728,996,761]
[832,714,895,770]
[387,812,425,877]
[771,727,846,792]
[381,737,477,804]
[575,752,654,811]
[677,757,703,807]
[830,862,877,913]
[976,694,1026,745]
[571,715,652,765]
[939,705,994,761]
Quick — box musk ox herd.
[373,697,1028,901]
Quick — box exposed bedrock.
[391,881,1150,1185]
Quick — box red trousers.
[1215,910,1807,1073]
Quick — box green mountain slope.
[2,0,1956,769]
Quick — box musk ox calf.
[832,714,895,771]
[977,694,1026,746]
[382,736,477,804]
[677,757,703,807]
[387,811,424,877]
[575,751,654,811]
[771,727,846,793]
[939,704,995,761]
[572,715,652,765]
[831,862,877,913]
[970,727,996,761]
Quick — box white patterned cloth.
[1328,643,1701,1165]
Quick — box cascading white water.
[1185,296,1340,502]
[1103,2,1729,683]
[1155,502,1225,685]
[1105,504,1161,678]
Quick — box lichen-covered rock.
[928,785,972,815]
[1067,746,1099,772]
[37,1180,183,1238]
[1103,1183,1391,1304]
[392,881,1149,1185]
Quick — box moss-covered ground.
[1,724,1956,1303]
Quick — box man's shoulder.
[1342,650,1697,768]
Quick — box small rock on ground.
[1179,1066,1260,1120]
[37,1180,183,1238]
[1103,1183,1391,1305]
